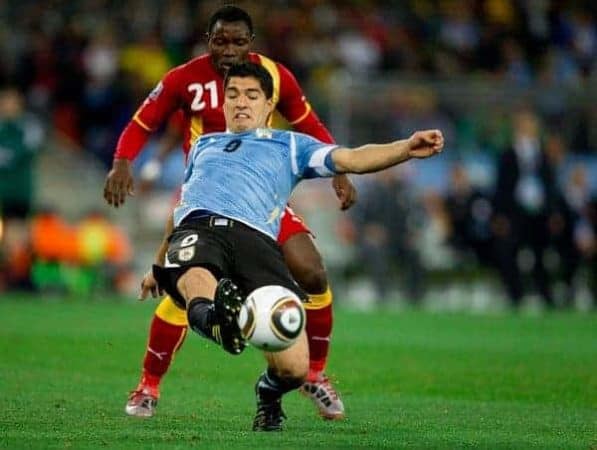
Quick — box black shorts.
[159,214,307,308]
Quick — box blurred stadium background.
[0,0,596,311]
[1,1,596,448]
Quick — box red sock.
[138,315,187,392]
[305,304,333,379]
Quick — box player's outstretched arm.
[332,129,444,174]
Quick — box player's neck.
[226,127,271,136]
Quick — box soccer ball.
[237,285,305,352]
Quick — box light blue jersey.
[174,128,339,239]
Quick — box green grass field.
[0,295,595,449]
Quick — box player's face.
[224,76,273,132]
[208,21,253,75]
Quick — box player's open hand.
[407,130,444,159]
[332,174,358,210]
[139,269,163,301]
[103,159,135,208]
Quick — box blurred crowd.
[0,0,595,165]
[0,85,133,295]
[1,208,134,295]
[0,1,596,306]
[342,107,597,309]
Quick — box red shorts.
[277,206,311,245]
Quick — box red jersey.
[114,53,334,159]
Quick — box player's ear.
[264,99,274,126]
[265,98,274,115]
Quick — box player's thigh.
[277,206,312,246]
[163,224,232,306]
[167,224,231,275]
[264,329,309,379]
[233,226,307,301]
[281,232,327,294]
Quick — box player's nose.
[236,95,249,107]
[223,45,240,58]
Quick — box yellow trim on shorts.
[155,295,188,326]
[304,286,333,310]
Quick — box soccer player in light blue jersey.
[151,62,444,431]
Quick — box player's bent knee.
[155,295,189,326]
[295,267,328,295]
[176,267,217,302]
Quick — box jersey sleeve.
[276,63,335,144]
[290,132,339,179]
[113,120,150,160]
[113,68,182,161]
[132,68,182,133]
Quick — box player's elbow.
[340,160,369,174]
[332,149,367,174]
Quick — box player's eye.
[234,39,248,46]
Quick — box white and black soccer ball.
[237,285,305,352]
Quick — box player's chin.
[234,118,253,130]
[220,61,239,72]
[231,122,250,132]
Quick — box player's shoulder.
[267,129,324,148]
[261,128,291,140]
[250,53,294,77]
[168,54,215,80]
[284,130,319,142]
[196,131,229,143]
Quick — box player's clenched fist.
[407,129,444,159]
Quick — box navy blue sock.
[187,298,216,341]
[255,368,303,402]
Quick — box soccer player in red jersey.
[103,5,355,420]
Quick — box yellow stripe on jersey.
[133,113,152,131]
[155,295,188,326]
[189,116,204,146]
[289,101,313,125]
[257,55,280,126]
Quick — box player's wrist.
[113,158,132,169]
[397,139,412,161]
